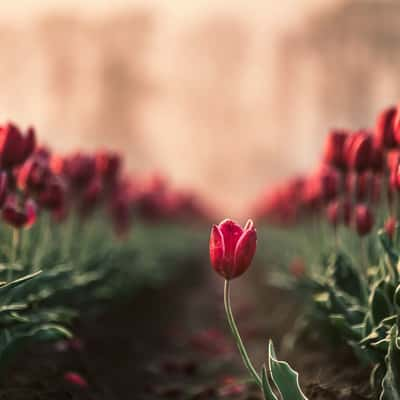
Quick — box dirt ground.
[0,265,371,400]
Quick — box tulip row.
[0,121,207,376]
[254,105,400,399]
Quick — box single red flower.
[322,129,349,170]
[354,204,374,236]
[344,130,373,172]
[385,217,397,240]
[375,106,397,149]
[63,372,88,388]
[0,123,36,169]
[209,219,256,280]
[2,195,37,228]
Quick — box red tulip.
[209,219,256,280]
[38,177,65,210]
[346,171,371,202]
[326,199,352,227]
[344,130,373,172]
[95,150,121,184]
[63,153,96,190]
[63,372,88,388]
[385,217,397,240]
[0,172,8,207]
[393,106,400,144]
[2,196,37,228]
[0,123,36,169]
[375,106,397,149]
[354,204,374,236]
[17,157,51,194]
[322,129,349,170]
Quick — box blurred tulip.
[346,171,372,202]
[2,196,37,228]
[393,106,400,144]
[63,153,96,190]
[0,172,8,208]
[322,129,349,170]
[326,199,352,227]
[354,204,374,236]
[38,177,65,210]
[375,106,397,149]
[385,217,397,240]
[209,219,256,280]
[344,130,373,172]
[0,123,35,169]
[17,157,51,194]
[95,150,121,185]
[63,372,88,388]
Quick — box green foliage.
[0,214,206,374]
[259,218,400,399]
[260,341,307,400]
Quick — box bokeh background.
[1,0,400,216]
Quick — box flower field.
[2,106,400,399]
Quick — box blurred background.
[1,0,400,216]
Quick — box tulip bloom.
[354,204,374,236]
[209,219,257,280]
[344,130,373,172]
[0,123,36,169]
[375,106,397,149]
[322,129,349,170]
[385,217,397,240]
[2,196,37,229]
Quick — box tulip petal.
[233,228,257,278]
[218,219,243,262]
[209,225,226,277]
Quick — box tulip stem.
[8,228,20,281]
[224,279,262,389]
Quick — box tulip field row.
[232,105,400,400]
[0,122,207,388]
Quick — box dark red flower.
[2,196,37,228]
[375,106,397,149]
[346,171,372,202]
[0,123,36,169]
[63,153,96,191]
[385,217,397,240]
[344,130,373,172]
[38,177,65,210]
[63,372,88,388]
[326,199,352,227]
[354,204,374,236]
[95,150,121,184]
[322,129,349,170]
[209,219,256,280]
[0,172,8,208]
[17,157,51,194]
[393,106,400,144]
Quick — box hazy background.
[1,0,399,216]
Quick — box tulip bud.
[209,219,256,280]
[0,123,36,169]
[393,106,400,144]
[322,129,349,170]
[346,171,371,202]
[2,195,37,229]
[375,106,397,149]
[344,130,373,172]
[354,204,374,236]
[0,172,8,208]
[370,143,384,173]
[17,157,51,194]
[385,217,397,240]
[95,151,121,185]
[38,177,65,210]
[326,199,352,227]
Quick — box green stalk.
[8,228,20,281]
[224,279,262,388]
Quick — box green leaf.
[328,253,364,301]
[268,340,307,400]
[370,282,392,326]
[380,325,400,400]
[261,365,278,400]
